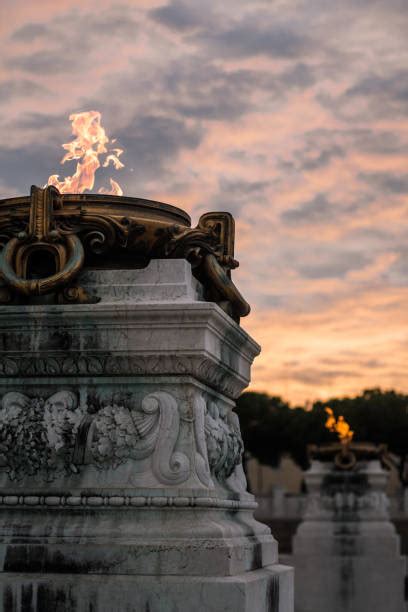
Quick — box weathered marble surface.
[0,260,293,611]
[0,566,293,612]
[292,458,405,612]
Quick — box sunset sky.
[0,0,407,404]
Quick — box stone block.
[292,458,405,612]
[0,565,294,612]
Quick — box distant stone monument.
[0,186,293,611]
[292,441,405,612]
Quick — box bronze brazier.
[0,185,249,321]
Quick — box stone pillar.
[292,445,405,612]
[0,260,293,612]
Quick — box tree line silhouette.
[235,388,408,485]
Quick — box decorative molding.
[193,395,213,487]
[0,387,248,492]
[148,391,190,485]
[0,389,191,486]
[304,490,390,520]
[89,400,160,469]
[204,400,244,482]
[0,353,244,398]
[0,390,85,481]
[0,493,256,511]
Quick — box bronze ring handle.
[202,253,250,318]
[0,235,85,296]
[334,449,356,470]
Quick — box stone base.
[0,261,294,611]
[293,555,405,612]
[293,523,406,612]
[0,565,293,612]
[292,459,406,612]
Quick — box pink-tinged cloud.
[0,0,407,403]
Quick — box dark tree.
[235,392,292,467]
[236,388,408,484]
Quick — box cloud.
[0,79,50,103]
[8,7,140,75]
[1,0,408,404]
[11,112,68,132]
[207,177,270,216]
[91,55,305,126]
[318,71,408,120]
[281,193,336,225]
[281,144,345,173]
[345,71,408,105]
[11,23,49,41]
[81,56,280,126]
[10,51,80,74]
[166,60,316,120]
[383,250,408,285]
[150,0,214,31]
[103,113,203,187]
[169,64,265,121]
[219,178,270,196]
[288,367,360,386]
[359,172,408,194]
[278,129,347,173]
[279,127,408,178]
[0,145,59,194]
[278,62,316,89]
[295,248,371,279]
[11,9,139,43]
[350,129,408,156]
[0,111,74,157]
[227,150,267,163]
[280,192,373,228]
[151,0,316,65]
[195,18,314,59]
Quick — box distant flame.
[325,407,354,444]
[47,111,124,195]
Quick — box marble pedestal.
[0,260,293,612]
[292,458,405,612]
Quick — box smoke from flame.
[47,111,124,195]
[325,407,354,444]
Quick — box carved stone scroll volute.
[192,395,213,487]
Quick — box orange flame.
[325,407,354,444]
[47,111,124,195]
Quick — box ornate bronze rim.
[308,442,388,471]
[0,185,250,320]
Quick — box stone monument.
[292,441,405,612]
[0,186,293,611]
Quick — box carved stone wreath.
[0,390,84,481]
[0,390,244,487]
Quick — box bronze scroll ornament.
[0,186,250,321]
